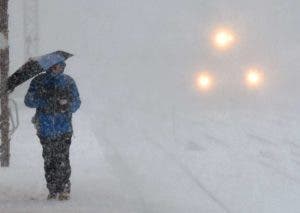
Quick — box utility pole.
[0,0,10,167]
[24,0,39,59]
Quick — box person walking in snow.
[24,61,81,200]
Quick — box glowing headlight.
[245,68,264,88]
[212,29,235,50]
[196,72,213,91]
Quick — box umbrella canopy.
[6,50,73,93]
[33,51,73,70]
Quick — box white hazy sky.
[8,0,300,110]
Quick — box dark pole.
[0,0,10,167]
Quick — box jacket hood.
[46,61,66,77]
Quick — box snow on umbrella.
[5,50,73,93]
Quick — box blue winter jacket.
[24,71,81,139]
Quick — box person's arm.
[24,79,47,108]
[68,79,81,113]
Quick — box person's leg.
[53,133,72,199]
[40,139,57,198]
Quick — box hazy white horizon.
[8,0,300,111]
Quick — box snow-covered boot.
[47,193,57,200]
[58,192,70,201]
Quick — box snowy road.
[88,100,300,213]
[1,100,300,213]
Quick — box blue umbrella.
[33,51,73,70]
[6,50,73,93]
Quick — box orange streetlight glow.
[245,68,264,88]
[212,29,235,50]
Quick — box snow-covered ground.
[1,97,300,213]
[0,101,126,213]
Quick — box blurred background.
[10,0,300,111]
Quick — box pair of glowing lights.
[197,69,264,91]
[196,29,265,91]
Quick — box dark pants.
[39,133,72,194]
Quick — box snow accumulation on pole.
[0,32,8,50]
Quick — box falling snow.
[1,0,300,213]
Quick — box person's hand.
[59,99,68,105]
[57,98,69,113]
